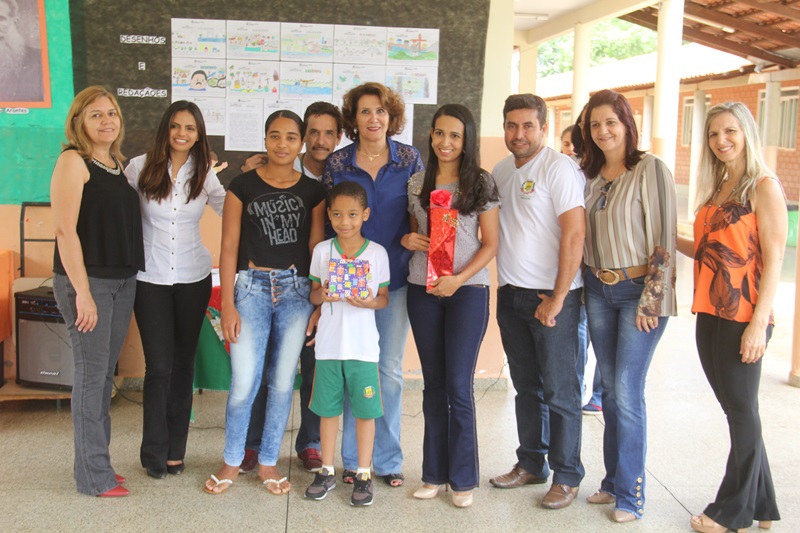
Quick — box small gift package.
[426,189,458,291]
[327,258,371,299]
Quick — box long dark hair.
[571,103,588,160]
[419,104,498,215]
[580,90,644,179]
[138,100,211,202]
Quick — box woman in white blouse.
[124,101,225,479]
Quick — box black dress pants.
[695,313,780,530]
[135,275,211,470]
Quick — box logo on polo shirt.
[363,386,376,399]
[520,179,535,195]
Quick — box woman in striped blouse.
[579,89,677,523]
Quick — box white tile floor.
[1,253,798,532]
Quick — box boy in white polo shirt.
[305,181,389,506]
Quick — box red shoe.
[114,473,126,484]
[239,449,258,474]
[98,485,129,497]
[297,448,322,472]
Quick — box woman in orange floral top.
[677,102,785,533]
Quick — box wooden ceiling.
[621,0,800,69]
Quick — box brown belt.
[589,265,649,286]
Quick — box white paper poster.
[333,64,387,100]
[226,20,281,61]
[386,28,440,66]
[280,62,333,100]
[225,99,264,152]
[176,95,226,136]
[281,23,334,63]
[172,18,226,58]
[386,66,438,104]
[172,57,227,98]
[334,25,387,65]
[392,104,414,147]
[226,60,280,99]
[263,100,309,123]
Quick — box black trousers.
[695,313,780,529]
[135,275,212,470]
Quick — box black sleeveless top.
[53,151,145,279]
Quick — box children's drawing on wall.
[333,64,386,101]
[0,0,50,108]
[280,62,333,99]
[226,20,280,61]
[172,58,226,98]
[386,65,438,104]
[334,25,387,65]
[280,23,334,63]
[172,18,226,58]
[386,28,439,66]
[227,60,280,98]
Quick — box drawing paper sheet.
[280,62,333,100]
[172,18,226,58]
[386,28,439,66]
[226,20,280,60]
[281,23,334,63]
[225,99,264,152]
[172,57,227,98]
[334,25,387,65]
[226,60,280,99]
[386,66,437,104]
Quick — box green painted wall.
[0,0,73,205]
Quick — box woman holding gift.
[323,82,423,487]
[402,104,500,508]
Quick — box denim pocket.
[294,278,311,300]
[629,276,646,287]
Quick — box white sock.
[322,465,335,476]
[356,467,371,479]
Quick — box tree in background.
[537,19,658,78]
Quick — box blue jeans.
[407,284,489,491]
[496,285,584,487]
[576,305,603,407]
[342,285,409,474]
[54,273,136,496]
[584,272,668,518]
[222,268,313,467]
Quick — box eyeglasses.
[598,181,613,210]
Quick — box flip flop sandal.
[380,473,404,487]
[342,469,356,484]
[204,474,233,495]
[262,477,289,495]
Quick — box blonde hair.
[695,102,775,212]
[63,86,125,162]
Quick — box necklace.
[92,156,120,175]
[710,175,743,206]
[359,144,388,162]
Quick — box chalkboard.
[68,1,490,184]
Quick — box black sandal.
[342,469,356,484]
[380,473,404,487]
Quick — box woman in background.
[124,100,225,479]
[679,102,783,533]
[580,89,677,522]
[51,86,144,497]
[403,104,499,508]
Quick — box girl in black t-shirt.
[205,111,326,496]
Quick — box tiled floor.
[1,252,798,532]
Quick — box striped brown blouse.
[584,153,678,317]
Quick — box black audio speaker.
[15,287,74,390]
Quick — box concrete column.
[641,94,654,151]
[688,90,706,220]
[572,22,591,119]
[480,0,515,138]
[651,0,684,174]
[762,80,781,171]
[547,105,557,148]
[519,46,538,95]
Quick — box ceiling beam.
[522,0,657,46]
[734,0,800,23]
[622,11,796,68]
[685,2,800,49]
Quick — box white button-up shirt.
[125,154,225,285]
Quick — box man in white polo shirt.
[489,94,586,510]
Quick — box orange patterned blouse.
[691,188,771,324]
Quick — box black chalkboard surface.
[68,1,489,185]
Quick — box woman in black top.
[51,86,144,497]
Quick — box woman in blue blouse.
[323,82,424,487]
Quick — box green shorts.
[310,360,383,419]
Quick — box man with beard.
[489,94,587,510]
[240,101,344,474]
[0,0,44,103]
